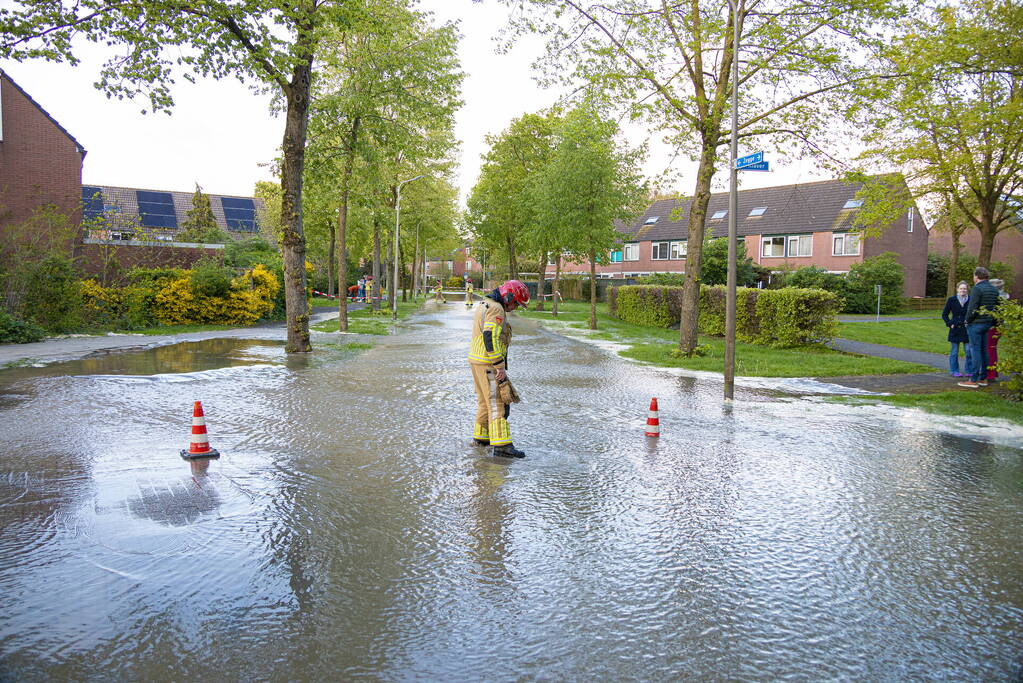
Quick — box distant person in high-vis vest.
[434,280,446,303]
[468,280,529,458]
[464,280,474,307]
[365,276,374,303]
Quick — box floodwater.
[1,305,1021,680]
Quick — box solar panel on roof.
[82,186,104,222]
[136,190,178,228]
[221,197,257,232]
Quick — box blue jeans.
[967,321,993,382]
[949,342,974,375]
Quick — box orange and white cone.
[645,397,660,437]
[180,401,221,460]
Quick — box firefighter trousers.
[470,363,511,446]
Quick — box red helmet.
[498,280,530,308]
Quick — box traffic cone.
[645,397,660,437]
[180,401,221,460]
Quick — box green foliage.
[19,256,83,334]
[995,301,1023,400]
[700,237,760,287]
[844,252,904,314]
[788,266,848,299]
[189,257,235,299]
[444,276,464,289]
[0,311,46,344]
[611,284,840,347]
[925,252,1015,298]
[637,273,687,286]
[177,184,229,243]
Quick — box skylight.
[644,216,659,225]
[711,210,727,219]
[748,207,767,216]
[843,199,864,209]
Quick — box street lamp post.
[393,174,426,320]
[724,0,742,402]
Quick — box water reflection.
[467,459,513,583]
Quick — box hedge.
[995,300,1023,400]
[610,284,840,347]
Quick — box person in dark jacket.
[959,267,1002,387]
[942,281,973,377]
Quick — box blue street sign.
[739,161,770,172]
[735,151,763,169]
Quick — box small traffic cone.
[180,401,221,460]
[645,397,660,437]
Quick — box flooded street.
[1,303,1021,680]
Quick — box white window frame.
[748,207,768,216]
[832,232,860,256]
[761,236,786,258]
[843,199,864,209]
[623,243,639,261]
[907,208,914,232]
[644,216,659,225]
[670,240,687,259]
[651,241,670,260]
[609,249,623,263]
[710,210,727,220]
[786,234,812,257]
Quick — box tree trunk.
[536,250,547,311]
[946,232,962,298]
[677,139,719,354]
[553,259,562,318]
[327,222,335,298]
[506,233,518,279]
[589,249,597,330]
[372,219,381,311]
[411,227,420,300]
[336,117,358,332]
[977,212,996,267]
[279,56,314,353]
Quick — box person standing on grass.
[985,278,1010,382]
[959,267,1002,388]
[942,281,973,377]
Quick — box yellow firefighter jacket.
[468,297,508,369]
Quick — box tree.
[701,237,758,287]
[1,0,369,352]
[465,111,560,282]
[532,105,646,329]
[502,0,899,354]
[178,184,229,243]
[854,1,1023,268]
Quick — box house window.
[833,232,860,256]
[843,199,863,209]
[748,207,768,216]
[907,208,914,232]
[610,250,623,263]
[711,210,727,220]
[762,234,811,257]
[787,234,812,257]
[623,243,639,261]
[652,241,686,260]
[644,216,659,225]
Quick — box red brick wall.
[0,73,84,251]
[930,226,1023,299]
[862,206,928,297]
[77,243,223,283]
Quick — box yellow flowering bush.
[154,264,280,325]
[79,279,124,328]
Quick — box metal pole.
[393,175,425,320]
[724,0,740,402]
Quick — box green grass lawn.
[520,301,932,377]
[114,324,237,335]
[837,318,952,354]
[311,299,422,335]
[832,391,1023,426]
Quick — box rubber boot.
[492,443,525,458]
[473,438,490,447]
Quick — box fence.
[904,297,946,311]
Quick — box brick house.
[0,68,87,247]
[553,177,928,297]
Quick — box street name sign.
[735,151,763,169]
[740,161,770,172]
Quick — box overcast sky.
[1,0,832,204]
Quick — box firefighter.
[468,279,529,458]
[464,279,474,307]
[365,276,374,304]
[434,279,446,303]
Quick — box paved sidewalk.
[828,337,946,370]
[836,315,939,322]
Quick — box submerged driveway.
[1,303,1021,680]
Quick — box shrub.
[154,263,280,325]
[19,256,83,333]
[844,252,904,314]
[787,266,847,298]
[445,276,465,289]
[700,237,760,287]
[190,256,235,298]
[926,251,1015,298]
[0,310,46,344]
[995,301,1023,400]
[611,284,839,347]
[637,272,687,287]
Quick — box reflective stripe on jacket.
[468,298,507,366]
